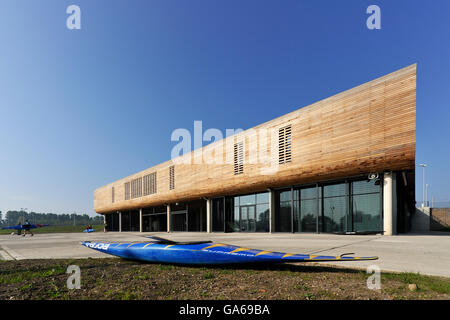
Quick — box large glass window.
[142,207,167,232]
[170,203,188,232]
[275,189,292,232]
[112,212,119,231]
[225,197,236,232]
[232,205,240,232]
[298,186,320,232]
[111,178,381,234]
[351,180,382,232]
[212,198,225,232]
[187,200,207,232]
[105,214,113,232]
[256,192,269,204]
[239,194,256,206]
[256,203,270,232]
[239,206,254,232]
[323,183,347,233]
[143,214,167,232]
[121,211,130,231]
[130,210,140,231]
[162,201,208,232]
[171,213,186,231]
[227,192,269,232]
[275,186,322,233]
[300,199,317,232]
[105,212,119,231]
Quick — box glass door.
[171,212,187,231]
[248,206,256,231]
[240,205,256,232]
[350,180,382,233]
[322,183,347,233]
[147,213,167,232]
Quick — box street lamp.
[20,208,28,224]
[419,164,427,208]
[426,184,429,207]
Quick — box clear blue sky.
[0,0,449,217]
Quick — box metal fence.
[416,201,450,209]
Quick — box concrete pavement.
[1,231,449,277]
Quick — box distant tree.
[3,210,103,226]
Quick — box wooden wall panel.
[94,64,416,213]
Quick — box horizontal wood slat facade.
[94,64,416,214]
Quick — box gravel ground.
[0,258,449,300]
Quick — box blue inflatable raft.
[81,236,378,265]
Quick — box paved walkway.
[1,232,449,277]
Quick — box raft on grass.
[81,236,378,265]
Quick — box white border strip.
[1,246,25,260]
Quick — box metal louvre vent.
[143,172,157,196]
[234,141,244,175]
[279,125,292,164]
[169,166,175,190]
[112,186,115,203]
[124,182,131,200]
[131,177,142,199]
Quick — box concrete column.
[383,172,397,235]
[139,208,143,233]
[119,212,122,232]
[206,198,212,233]
[167,204,171,233]
[268,188,275,233]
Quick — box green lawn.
[1,258,449,300]
[0,224,104,235]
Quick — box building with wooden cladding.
[95,64,416,235]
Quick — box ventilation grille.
[169,166,175,190]
[131,177,142,199]
[112,187,115,203]
[143,172,157,195]
[279,125,292,164]
[124,182,131,200]
[234,142,244,175]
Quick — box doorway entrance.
[239,205,256,232]
[171,210,187,231]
